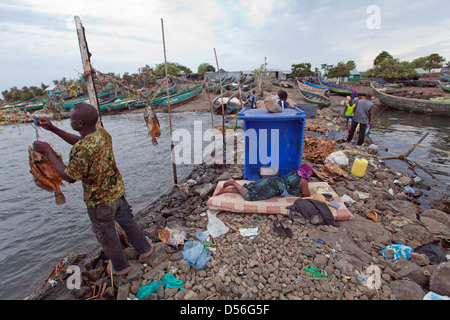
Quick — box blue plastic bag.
[382,244,414,261]
[181,232,212,269]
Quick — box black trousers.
[346,120,367,146]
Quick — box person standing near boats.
[346,93,373,145]
[344,99,356,128]
[246,90,257,108]
[33,103,153,276]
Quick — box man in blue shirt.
[346,94,373,145]
[246,90,257,108]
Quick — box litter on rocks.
[136,273,184,300]
[303,266,327,278]
[206,210,229,238]
[239,227,259,237]
[181,232,212,270]
[381,244,414,261]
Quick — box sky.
[1,0,450,94]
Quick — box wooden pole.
[378,132,430,160]
[213,48,226,162]
[74,16,103,127]
[161,18,177,184]
[204,76,216,155]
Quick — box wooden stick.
[213,48,226,161]
[109,261,114,288]
[74,16,103,128]
[161,18,178,184]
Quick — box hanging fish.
[144,106,161,146]
[28,146,66,205]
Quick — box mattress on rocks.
[207,180,353,221]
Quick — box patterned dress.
[64,126,125,208]
[243,171,302,201]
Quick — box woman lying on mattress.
[212,164,312,201]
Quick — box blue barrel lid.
[237,107,306,120]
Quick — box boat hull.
[298,89,331,107]
[371,81,450,116]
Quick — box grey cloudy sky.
[1,0,449,93]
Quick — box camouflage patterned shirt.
[64,126,125,208]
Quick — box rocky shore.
[27,83,449,302]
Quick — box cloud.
[1,0,450,93]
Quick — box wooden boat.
[370,81,450,116]
[211,92,243,114]
[271,79,294,88]
[439,80,450,92]
[439,74,450,82]
[298,80,327,95]
[298,88,331,107]
[319,79,355,95]
[159,83,203,108]
[303,80,329,92]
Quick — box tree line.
[289,52,449,81]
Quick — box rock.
[388,200,418,221]
[84,267,104,281]
[117,283,131,300]
[140,242,169,268]
[390,280,426,300]
[215,172,233,182]
[401,224,434,244]
[367,144,378,155]
[156,283,165,299]
[420,217,450,236]
[194,183,214,197]
[216,281,229,295]
[315,230,373,264]
[184,290,198,300]
[429,261,450,296]
[313,255,328,269]
[421,209,450,227]
[340,214,391,246]
[179,259,191,274]
[398,176,413,186]
[410,252,430,266]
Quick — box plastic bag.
[181,232,212,269]
[381,244,414,261]
[206,210,229,238]
[340,194,355,205]
[136,273,184,300]
[324,151,348,167]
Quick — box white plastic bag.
[324,151,348,167]
[206,210,229,238]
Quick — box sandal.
[273,222,287,237]
[279,222,293,238]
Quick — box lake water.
[0,110,220,300]
[0,107,448,299]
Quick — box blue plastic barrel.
[237,107,306,180]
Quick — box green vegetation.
[290,63,314,78]
[197,63,215,74]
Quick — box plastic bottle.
[351,158,368,177]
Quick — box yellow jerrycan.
[351,158,368,177]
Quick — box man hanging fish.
[144,105,161,146]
